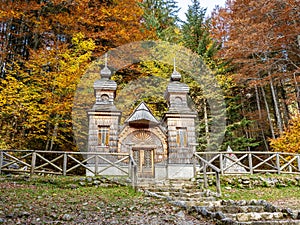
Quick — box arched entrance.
[119,128,167,178]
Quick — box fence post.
[63,153,67,176]
[276,153,281,174]
[30,151,37,176]
[249,153,253,174]
[220,153,224,175]
[132,163,138,192]
[95,154,99,176]
[0,150,3,174]
[193,154,196,177]
[203,163,208,189]
[216,171,221,197]
[189,143,198,177]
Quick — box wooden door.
[133,149,154,178]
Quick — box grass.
[1,174,300,224]
[218,174,300,210]
[0,174,140,200]
[1,174,207,224]
[222,186,300,201]
[0,175,144,224]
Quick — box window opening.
[98,126,110,146]
[176,127,187,147]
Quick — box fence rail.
[194,151,300,196]
[2,150,300,195]
[0,150,137,189]
[194,151,300,175]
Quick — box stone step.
[207,205,265,214]
[143,181,300,225]
[151,190,207,197]
[171,196,216,202]
[137,179,196,189]
[226,212,285,222]
[142,187,201,193]
[170,191,208,198]
[170,200,223,208]
[229,220,300,225]
[141,179,300,225]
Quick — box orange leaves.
[0,0,155,150]
[211,0,300,85]
[74,0,153,53]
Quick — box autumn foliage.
[0,0,154,151]
[211,0,300,150]
[0,0,299,153]
[270,114,300,154]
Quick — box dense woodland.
[0,0,299,153]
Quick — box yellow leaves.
[270,114,300,154]
[174,27,181,35]
[71,33,85,46]
[0,33,95,150]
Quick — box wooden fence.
[194,151,300,175]
[194,151,300,196]
[2,150,300,195]
[0,150,138,190]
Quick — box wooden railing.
[194,151,300,196]
[129,155,138,191]
[194,153,222,196]
[0,150,138,189]
[2,150,299,195]
[195,151,300,175]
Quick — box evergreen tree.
[181,0,219,65]
[139,0,180,42]
[182,1,207,53]
[181,0,260,151]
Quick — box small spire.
[100,53,112,79]
[171,58,181,81]
[105,53,108,67]
[173,58,176,72]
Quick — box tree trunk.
[279,80,290,127]
[293,72,300,113]
[254,84,269,150]
[49,123,58,152]
[255,84,262,119]
[269,76,283,133]
[260,128,269,151]
[261,85,275,139]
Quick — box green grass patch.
[0,174,143,223]
[222,186,300,201]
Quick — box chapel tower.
[87,54,121,153]
[163,62,197,178]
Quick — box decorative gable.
[125,102,159,126]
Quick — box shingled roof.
[125,102,159,125]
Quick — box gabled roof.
[125,102,159,125]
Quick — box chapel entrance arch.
[119,127,168,178]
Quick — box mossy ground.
[0,175,206,224]
[1,174,299,224]
[218,174,300,210]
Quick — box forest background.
[0,0,299,154]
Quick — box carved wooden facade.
[87,61,197,179]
